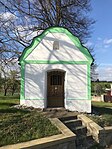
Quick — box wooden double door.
[47,70,65,107]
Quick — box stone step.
[59,115,77,121]
[72,125,87,136]
[64,119,82,128]
[76,134,98,149]
[60,115,98,148]
[76,134,92,146]
[86,136,98,149]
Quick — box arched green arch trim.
[19,26,93,64]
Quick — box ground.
[0,94,112,147]
[0,94,60,147]
[90,101,112,127]
[11,101,112,127]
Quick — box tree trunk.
[12,89,15,96]
[4,89,7,96]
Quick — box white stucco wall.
[21,63,91,112]
[20,31,91,112]
[24,64,87,99]
[25,33,87,62]
[20,99,45,109]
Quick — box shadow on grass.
[92,106,112,115]
[0,102,18,107]
[0,108,30,114]
[0,96,20,100]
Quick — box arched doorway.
[47,70,65,107]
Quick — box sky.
[1,0,112,81]
[88,0,112,81]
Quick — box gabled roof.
[19,26,93,64]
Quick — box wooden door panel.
[47,71,65,107]
[47,97,64,107]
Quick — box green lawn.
[92,101,112,108]
[1,95,111,146]
[88,101,112,127]
[0,95,60,147]
[0,94,19,110]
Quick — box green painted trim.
[66,98,89,100]
[20,98,46,100]
[19,27,93,101]
[20,63,25,100]
[19,26,93,64]
[20,62,91,101]
[20,98,90,100]
[66,64,91,100]
[24,60,89,65]
[21,98,90,100]
[87,64,91,100]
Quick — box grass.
[1,94,111,146]
[0,94,19,110]
[0,94,60,147]
[88,101,112,127]
[92,101,112,108]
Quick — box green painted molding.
[20,98,46,100]
[24,60,89,65]
[20,62,91,101]
[19,26,93,64]
[20,63,91,101]
[20,63,25,100]
[87,64,91,100]
[19,26,92,102]
[66,98,88,100]
[20,98,89,100]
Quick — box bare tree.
[9,70,20,96]
[1,66,10,96]
[0,59,20,95]
[0,0,95,69]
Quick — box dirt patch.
[37,108,79,118]
[13,105,79,118]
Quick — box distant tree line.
[0,70,20,96]
[91,81,111,96]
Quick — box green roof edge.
[19,26,93,64]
